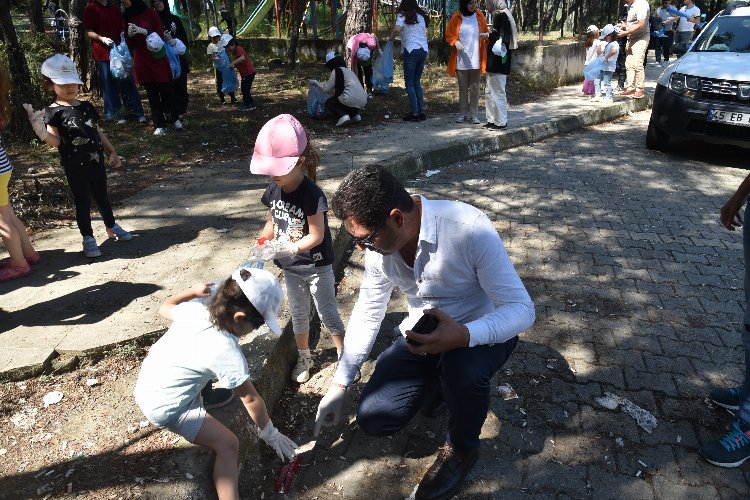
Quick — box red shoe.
[0,251,40,267]
[620,88,636,96]
[0,262,31,282]
[633,89,645,99]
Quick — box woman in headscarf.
[446,0,489,124]
[122,0,178,136]
[152,0,190,118]
[484,0,518,130]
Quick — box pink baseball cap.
[250,114,308,176]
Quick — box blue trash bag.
[307,82,327,118]
[109,32,133,80]
[371,41,394,94]
[583,57,604,81]
[165,42,181,80]
[216,51,238,93]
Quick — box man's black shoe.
[202,383,234,409]
[416,443,479,499]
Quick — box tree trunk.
[0,0,35,139]
[286,0,304,68]
[30,0,46,33]
[68,0,89,90]
[343,0,371,62]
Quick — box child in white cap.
[134,268,297,499]
[250,114,346,383]
[592,24,619,103]
[309,52,367,127]
[23,54,131,259]
[207,26,238,105]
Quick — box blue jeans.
[594,70,614,98]
[357,335,518,451]
[402,47,426,115]
[740,198,750,424]
[96,60,145,120]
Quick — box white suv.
[647,1,750,150]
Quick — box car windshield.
[692,17,750,52]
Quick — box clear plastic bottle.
[239,237,270,269]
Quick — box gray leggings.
[284,264,345,337]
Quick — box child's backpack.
[356,42,372,66]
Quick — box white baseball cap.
[231,267,284,336]
[172,38,187,55]
[586,25,599,33]
[325,51,338,63]
[208,26,221,37]
[600,24,616,39]
[219,33,233,47]
[41,54,84,85]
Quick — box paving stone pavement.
[281,111,750,499]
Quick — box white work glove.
[23,104,48,141]
[271,242,299,260]
[259,420,298,461]
[454,40,465,53]
[127,23,147,37]
[100,36,114,47]
[313,385,346,436]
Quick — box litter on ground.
[595,392,658,433]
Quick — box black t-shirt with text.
[44,101,104,169]
[261,176,334,268]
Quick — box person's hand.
[313,385,346,436]
[405,308,470,356]
[108,151,122,168]
[720,198,744,231]
[259,420,298,460]
[188,282,212,299]
[454,40,465,53]
[128,23,147,37]
[100,36,114,47]
[22,103,48,140]
[273,242,299,259]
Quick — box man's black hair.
[330,165,415,230]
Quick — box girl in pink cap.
[250,114,346,384]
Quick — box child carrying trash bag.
[308,52,367,127]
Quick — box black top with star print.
[44,101,104,169]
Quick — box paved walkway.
[0,67,658,379]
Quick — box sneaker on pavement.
[82,236,101,258]
[351,114,362,123]
[174,119,183,130]
[591,96,602,102]
[336,115,351,127]
[455,115,467,123]
[470,115,481,124]
[620,88,636,96]
[138,116,147,124]
[710,386,742,411]
[202,386,234,409]
[700,420,750,468]
[153,127,167,136]
[633,89,645,99]
[117,118,127,125]
[106,223,132,241]
[292,352,314,383]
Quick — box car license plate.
[707,109,750,127]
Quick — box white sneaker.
[602,97,614,103]
[455,115,466,123]
[174,120,183,130]
[590,96,601,102]
[470,115,481,124]
[116,118,127,125]
[336,115,351,127]
[292,352,314,383]
[351,114,362,123]
[153,127,167,136]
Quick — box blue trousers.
[95,60,145,120]
[357,335,518,451]
[740,198,750,424]
[402,47,426,115]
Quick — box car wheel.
[646,119,670,151]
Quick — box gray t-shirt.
[133,302,249,427]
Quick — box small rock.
[85,378,98,387]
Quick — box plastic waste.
[43,391,64,408]
[215,51,238,93]
[307,82,327,118]
[583,57,604,81]
[594,392,658,433]
[165,42,181,79]
[110,32,134,80]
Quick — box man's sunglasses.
[351,227,379,249]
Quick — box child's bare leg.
[194,414,240,500]
[332,334,344,355]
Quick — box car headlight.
[669,72,700,97]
